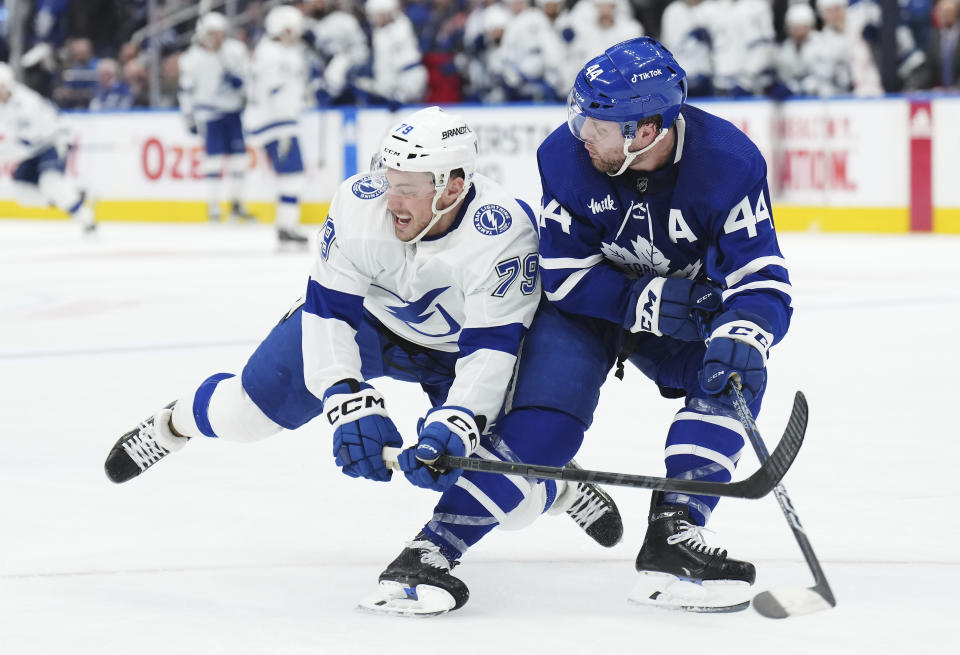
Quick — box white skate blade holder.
[356,581,456,617]
[628,572,752,614]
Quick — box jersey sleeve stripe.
[724,256,788,288]
[458,323,526,358]
[304,278,364,330]
[721,280,793,302]
[543,267,592,301]
[540,254,605,270]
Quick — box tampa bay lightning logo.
[351,175,387,199]
[473,204,512,236]
[374,284,461,338]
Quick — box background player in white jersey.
[354,0,427,106]
[0,62,95,234]
[102,107,620,612]
[246,4,310,246]
[387,37,793,614]
[302,0,370,105]
[178,12,254,223]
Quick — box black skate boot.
[277,227,309,246]
[357,533,469,617]
[549,460,623,547]
[228,202,256,222]
[629,504,755,612]
[104,403,187,483]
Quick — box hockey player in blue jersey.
[381,36,792,614]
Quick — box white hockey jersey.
[0,83,69,163]
[246,37,308,141]
[776,30,852,97]
[178,38,249,123]
[366,14,427,104]
[307,10,369,98]
[705,0,776,94]
[302,173,540,423]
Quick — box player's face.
[203,30,226,50]
[578,117,629,175]
[385,169,440,241]
[0,86,10,104]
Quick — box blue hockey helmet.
[568,37,687,142]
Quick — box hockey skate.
[628,504,755,613]
[357,533,469,617]
[276,227,309,247]
[228,202,257,222]
[103,404,188,483]
[548,460,623,547]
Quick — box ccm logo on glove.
[325,392,386,424]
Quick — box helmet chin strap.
[607,127,669,177]
[407,179,472,244]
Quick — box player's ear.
[445,176,464,199]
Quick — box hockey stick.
[381,395,805,499]
[727,382,836,618]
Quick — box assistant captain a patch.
[473,204,512,236]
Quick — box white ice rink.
[2,220,958,655]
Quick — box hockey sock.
[662,406,747,525]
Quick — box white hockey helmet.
[785,3,816,27]
[0,62,15,91]
[266,5,304,38]
[196,12,229,38]
[377,106,479,242]
[365,0,399,16]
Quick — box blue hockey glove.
[399,406,480,492]
[625,275,722,341]
[323,379,402,482]
[700,310,774,406]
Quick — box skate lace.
[666,521,723,557]
[407,539,453,571]
[121,419,170,472]
[565,483,609,529]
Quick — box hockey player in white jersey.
[246,4,310,246]
[302,0,370,105]
[0,62,95,233]
[355,0,427,105]
[103,107,622,612]
[178,12,255,222]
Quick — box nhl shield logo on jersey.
[473,204,512,236]
[351,175,387,200]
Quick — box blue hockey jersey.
[536,104,792,343]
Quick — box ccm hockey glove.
[323,379,402,482]
[625,275,721,341]
[400,406,481,492]
[700,310,773,406]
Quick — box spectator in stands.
[54,37,100,108]
[660,0,714,96]
[123,58,151,107]
[354,0,427,105]
[845,0,925,91]
[418,0,469,102]
[89,58,133,111]
[915,0,960,90]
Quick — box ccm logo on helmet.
[631,68,663,83]
[325,393,385,424]
[441,126,471,140]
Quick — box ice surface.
[2,221,958,654]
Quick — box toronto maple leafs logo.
[601,234,702,280]
[373,284,461,338]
